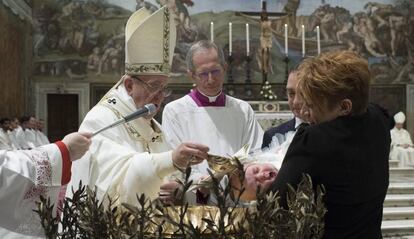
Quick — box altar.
[249,100,293,130]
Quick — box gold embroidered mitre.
[125,6,176,76]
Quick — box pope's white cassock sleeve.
[67,85,176,205]
[162,94,263,178]
[0,143,70,238]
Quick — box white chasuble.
[67,83,176,205]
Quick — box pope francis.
[66,6,209,205]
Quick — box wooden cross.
[236,1,286,83]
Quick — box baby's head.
[230,163,278,201]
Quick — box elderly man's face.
[124,74,169,119]
[189,48,225,96]
[231,163,278,201]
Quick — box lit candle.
[284,24,288,56]
[316,26,321,55]
[302,24,305,57]
[229,22,232,55]
[210,22,214,42]
[246,23,250,56]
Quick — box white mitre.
[394,111,406,124]
[125,6,176,76]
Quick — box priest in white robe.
[390,111,414,167]
[0,132,91,238]
[0,128,13,150]
[67,7,209,206]
[0,118,15,150]
[36,119,50,146]
[15,119,31,150]
[162,40,264,180]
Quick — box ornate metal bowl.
[159,206,248,236]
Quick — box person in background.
[35,118,50,146]
[0,118,13,150]
[270,51,391,238]
[8,117,22,149]
[0,132,91,238]
[390,111,414,167]
[262,68,306,149]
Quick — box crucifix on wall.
[237,1,286,99]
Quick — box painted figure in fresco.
[283,0,300,36]
[389,15,405,57]
[175,0,193,30]
[394,38,414,83]
[97,43,123,75]
[84,20,100,48]
[365,2,395,28]
[157,0,193,30]
[310,5,334,40]
[58,23,85,53]
[59,1,82,21]
[353,12,386,57]
[87,47,101,72]
[83,1,104,17]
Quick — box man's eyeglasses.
[131,76,172,98]
[195,68,223,81]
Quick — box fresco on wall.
[32,0,414,86]
[32,0,130,82]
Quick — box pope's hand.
[159,181,182,205]
[172,142,209,169]
[62,132,92,161]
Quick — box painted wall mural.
[29,0,413,134]
[32,0,414,86]
[32,0,130,82]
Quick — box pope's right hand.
[62,132,92,161]
[172,142,209,169]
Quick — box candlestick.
[302,24,305,57]
[316,26,321,55]
[246,23,250,56]
[210,22,214,42]
[229,22,232,55]
[284,24,288,56]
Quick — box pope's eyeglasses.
[131,76,172,98]
[195,68,223,81]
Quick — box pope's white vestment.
[162,93,263,178]
[67,84,176,205]
[0,144,68,238]
[390,127,414,167]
